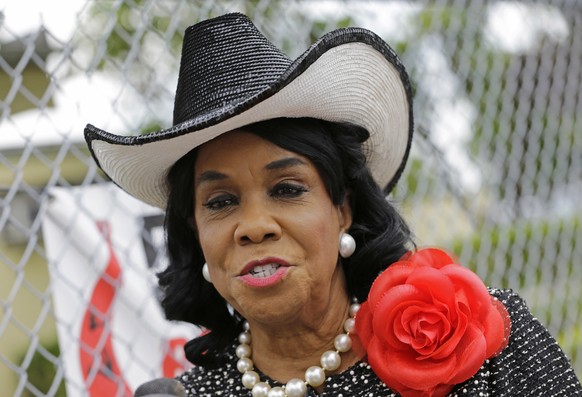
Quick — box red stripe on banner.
[162,338,189,378]
[79,221,132,397]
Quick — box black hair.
[158,117,414,367]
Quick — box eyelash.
[203,194,238,211]
[202,183,308,211]
[270,183,307,198]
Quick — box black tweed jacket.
[178,289,582,396]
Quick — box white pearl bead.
[284,378,307,397]
[237,357,254,373]
[239,331,251,344]
[252,382,271,397]
[202,263,212,282]
[344,317,355,333]
[239,299,359,395]
[339,233,356,258]
[236,343,251,358]
[267,386,285,397]
[334,333,352,352]
[305,366,326,387]
[320,350,341,371]
[242,370,260,389]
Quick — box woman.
[85,13,581,397]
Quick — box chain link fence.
[1,0,581,395]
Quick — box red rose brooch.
[355,248,510,397]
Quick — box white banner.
[42,184,198,397]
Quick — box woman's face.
[193,131,352,326]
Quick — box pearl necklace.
[235,300,360,397]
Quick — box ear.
[337,193,353,232]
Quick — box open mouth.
[248,263,282,278]
[240,257,290,288]
[239,258,289,287]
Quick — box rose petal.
[406,248,457,270]
[494,297,511,354]
[385,301,434,350]
[368,263,414,309]
[447,323,487,384]
[364,350,417,397]
[369,339,456,390]
[483,297,511,357]
[431,300,470,360]
[441,264,491,317]
[399,251,414,261]
[406,266,458,309]
[372,358,454,397]
[431,383,456,397]
[400,306,450,355]
[354,302,374,350]
[373,284,431,349]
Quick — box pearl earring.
[339,232,356,258]
[202,263,212,283]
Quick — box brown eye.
[203,194,239,210]
[270,183,307,198]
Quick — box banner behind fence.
[1,1,580,396]
[42,185,196,397]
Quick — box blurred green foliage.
[22,340,67,397]
[452,216,579,288]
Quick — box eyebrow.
[195,157,307,187]
[196,170,227,187]
[265,157,307,170]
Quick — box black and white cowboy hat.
[84,13,413,209]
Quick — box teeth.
[249,263,281,278]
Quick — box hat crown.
[173,13,292,126]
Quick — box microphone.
[134,378,187,397]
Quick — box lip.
[239,257,290,275]
[238,257,290,288]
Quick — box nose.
[234,197,281,245]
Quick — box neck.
[246,296,360,384]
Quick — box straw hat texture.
[84,13,413,209]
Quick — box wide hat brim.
[85,15,413,210]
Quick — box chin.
[233,286,309,324]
